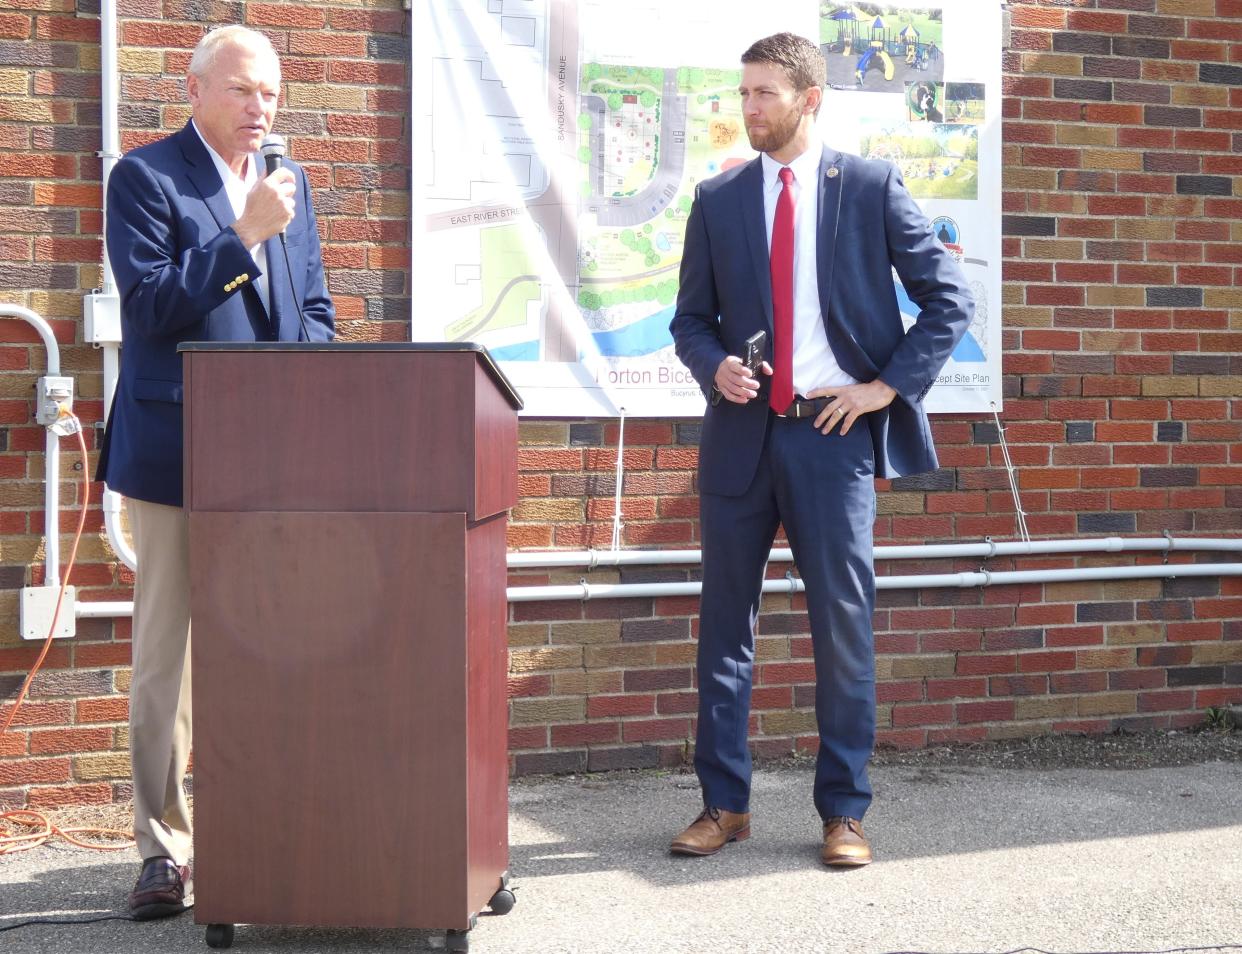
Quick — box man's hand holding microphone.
[232,133,294,248]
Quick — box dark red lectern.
[181,343,522,952]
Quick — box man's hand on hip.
[233,168,296,247]
[714,355,773,404]
[806,379,897,435]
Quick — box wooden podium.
[181,343,522,951]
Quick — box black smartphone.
[743,330,767,376]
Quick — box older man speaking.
[98,24,334,918]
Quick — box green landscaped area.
[446,224,540,341]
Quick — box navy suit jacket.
[670,147,973,496]
[97,122,335,507]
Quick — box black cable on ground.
[0,914,139,932]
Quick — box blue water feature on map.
[592,305,675,356]
[491,288,984,363]
[489,339,541,362]
[484,307,673,362]
[894,281,985,362]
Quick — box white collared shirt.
[760,140,857,395]
[190,119,271,315]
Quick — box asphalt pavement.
[3,760,1241,954]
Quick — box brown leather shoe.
[821,816,872,867]
[129,856,193,920]
[669,807,751,856]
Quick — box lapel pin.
[827,167,839,178]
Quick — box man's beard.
[745,100,804,155]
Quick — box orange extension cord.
[0,412,134,855]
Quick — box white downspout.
[95,0,136,572]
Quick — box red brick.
[74,697,128,723]
[587,694,654,718]
[891,703,952,727]
[288,32,366,56]
[508,726,547,750]
[1069,11,1128,31]
[26,783,113,809]
[35,13,99,41]
[622,718,689,743]
[121,22,203,48]
[245,3,325,27]
[0,757,71,785]
[29,727,112,755]
[956,700,1016,724]
[551,722,619,746]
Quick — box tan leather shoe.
[669,807,751,856]
[821,816,872,867]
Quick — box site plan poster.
[412,1,1002,416]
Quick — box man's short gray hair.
[188,25,279,78]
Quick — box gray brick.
[1112,36,1169,58]
[621,618,689,643]
[1053,79,1113,102]
[1201,63,1242,86]
[891,468,954,492]
[514,750,587,777]
[1078,512,1136,533]
[569,423,604,446]
[1054,34,1111,54]
[1077,601,1135,623]
[1114,82,1171,105]
[1173,354,1229,375]
[675,422,701,445]
[1166,666,1224,687]
[1176,175,1232,196]
[588,745,661,771]
[1003,215,1057,236]
[1146,287,1203,307]
[1156,422,1183,443]
[1145,106,1201,128]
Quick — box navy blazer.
[97,122,335,507]
[670,147,973,496]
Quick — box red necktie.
[769,166,795,414]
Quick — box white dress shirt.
[761,139,858,396]
[190,119,271,315]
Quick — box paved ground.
[3,759,1241,954]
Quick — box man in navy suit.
[97,24,333,917]
[669,33,971,865]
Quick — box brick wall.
[2,1,1242,808]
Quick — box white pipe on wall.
[4,305,62,588]
[505,561,1242,603]
[77,557,1242,618]
[507,536,1242,569]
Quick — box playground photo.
[945,81,986,124]
[860,121,979,199]
[820,4,944,92]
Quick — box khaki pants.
[126,498,193,864]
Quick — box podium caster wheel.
[205,923,235,949]
[488,887,516,915]
[446,928,470,952]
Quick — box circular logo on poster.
[931,215,959,247]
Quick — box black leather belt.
[776,397,831,419]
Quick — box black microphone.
[258,132,311,343]
[260,132,286,177]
